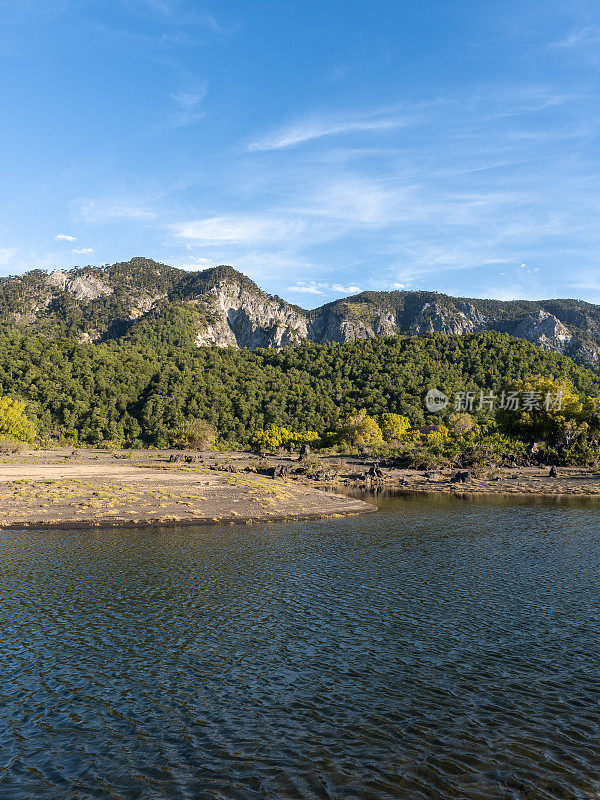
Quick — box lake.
[1,494,600,799]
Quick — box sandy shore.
[2,448,600,530]
[0,450,374,529]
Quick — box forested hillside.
[1,324,598,448]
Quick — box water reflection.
[1,496,599,798]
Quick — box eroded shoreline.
[0,450,374,530]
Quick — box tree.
[249,426,318,452]
[338,409,383,447]
[178,419,216,450]
[379,413,410,442]
[0,397,36,444]
[497,377,582,444]
[447,412,476,437]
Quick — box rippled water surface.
[1,494,600,799]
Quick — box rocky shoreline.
[205,451,600,499]
[313,462,600,498]
[1,448,600,532]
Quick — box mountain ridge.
[2,256,600,369]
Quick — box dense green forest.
[0,309,599,450]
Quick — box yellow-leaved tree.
[378,413,411,442]
[250,426,319,452]
[497,377,583,444]
[0,397,36,445]
[338,409,383,447]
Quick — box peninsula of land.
[0,450,373,529]
[2,449,600,530]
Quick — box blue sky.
[1,0,600,306]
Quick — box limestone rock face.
[409,301,488,336]
[47,270,113,301]
[511,310,573,352]
[575,343,600,366]
[373,311,398,336]
[308,309,375,343]
[128,295,165,320]
[194,281,308,349]
[455,302,489,331]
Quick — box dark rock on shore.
[451,470,471,483]
[313,470,333,481]
[426,471,443,482]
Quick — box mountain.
[2,256,600,369]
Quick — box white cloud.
[178,264,211,270]
[172,215,306,244]
[0,248,16,266]
[55,233,76,241]
[332,283,361,293]
[170,82,208,109]
[224,251,321,286]
[177,256,212,268]
[565,270,600,294]
[129,1,235,35]
[45,78,600,303]
[72,247,94,254]
[287,284,325,295]
[297,177,398,226]
[550,26,600,49]
[287,281,361,296]
[247,111,405,151]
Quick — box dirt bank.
[0,450,374,529]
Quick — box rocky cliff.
[1,257,600,370]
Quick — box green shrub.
[178,419,216,450]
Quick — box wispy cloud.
[78,199,156,222]
[167,79,208,127]
[177,256,212,269]
[332,283,361,293]
[520,262,540,273]
[119,0,234,34]
[55,233,76,241]
[0,248,16,267]
[247,110,406,151]
[287,281,361,296]
[287,283,326,295]
[173,215,307,244]
[72,247,94,254]
[170,84,207,108]
[550,26,600,49]
[295,176,399,226]
[164,76,600,300]
[565,269,600,299]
